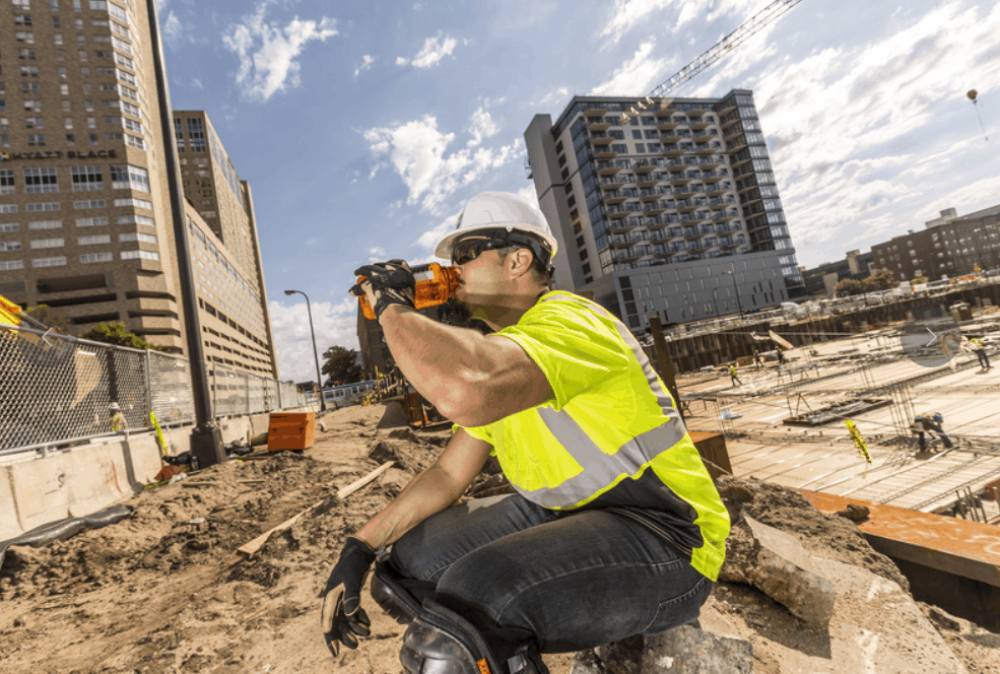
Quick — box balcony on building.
[721,114,741,130]
[730,154,752,169]
[706,181,729,198]
[701,170,724,184]
[668,159,693,175]
[710,196,737,208]
[677,200,699,214]
[600,176,625,191]
[688,103,712,116]
[672,169,700,184]
[608,204,641,222]
[633,158,658,174]
[690,118,714,131]
[585,105,608,117]
[681,224,701,239]
[605,190,628,205]
[693,131,716,144]
[598,160,622,175]
[610,234,632,248]
[696,142,722,155]
[588,118,612,133]
[590,132,614,146]
[637,173,661,189]
[701,155,724,169]
[738,192,761,208]
[646,216,670,230]
[640,188,662,202]
[643,200,670,216]
[595,148,619,160]
[658,119,681,132]
[655,103,678,117]
[662,144,685,157]
[660,131,683,143]
[699,223,716,236]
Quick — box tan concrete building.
[0,0,277,376]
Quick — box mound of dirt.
[716,474,910,592]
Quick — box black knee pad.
[400,599,546,674]
[370,558,436,625]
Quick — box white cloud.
[164,11,182,42]
[590,39,670,96]
[192,78,204,89]
[467,106,499,147]
[223,1,338,101]
[368,246,386,262]
[354,54,376,78]
[269,298,358,383]
[601,0,760,43]
[396,34,459,69]
[363,113,521,213]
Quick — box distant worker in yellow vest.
[729,363,742,387]
[108,402,128,433]
[322,192,730,674]
[971,337,990,370]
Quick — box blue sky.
[157,0,1000,382]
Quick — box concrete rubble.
[574,475,992,674]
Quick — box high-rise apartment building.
[0,0,277,376]
[525,90,804,330]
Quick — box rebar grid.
[1,324,308,455]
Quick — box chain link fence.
[1,324,309,456]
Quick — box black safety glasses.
[451,238,511,266]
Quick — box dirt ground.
[1,404,995,673]
[0,405,574,674]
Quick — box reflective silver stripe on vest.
[509,294,687,509]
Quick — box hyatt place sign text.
[0,150,118,161]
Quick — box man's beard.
[437,297,494,335]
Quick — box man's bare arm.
[353,429,494,549]
[378,305,552,427]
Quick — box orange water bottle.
[358,263,460,320]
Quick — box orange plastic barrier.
[267,412,316,451]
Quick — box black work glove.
[350,259,416,320]
[320,536,378,657]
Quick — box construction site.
[1,272,999,674]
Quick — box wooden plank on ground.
[236,461,394,559]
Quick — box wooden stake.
[235,461,394,558]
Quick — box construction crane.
[619,0,808,125]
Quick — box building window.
[119,232,156,244]
[0,169,15,196]
[27,134,46,146]
[71,165,104,191]
[78,234,111,245]
[65,133,75,145]
[15,31,35,44]
[0,205,18,214]
[121,250,160,261]
[109,164,149,191]
[74,199,106,209]
[0,224,17,233]
[0,260,25,271]
[81,252,113,263]
[18,48,36,59]
[114,197,152,209]
[75,216,108,227]
[28,219,63,229]
[116,214,154,226]
[0,242,22,252]
[24,167,59,193]
[32,256,68,268]
[30,238,65,249]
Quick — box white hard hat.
[108,402,120,411]
[434,191,559,265]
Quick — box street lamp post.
[284,290,327,411]
[725,267,744,318]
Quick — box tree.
[834,277,863,297]
[863,268,896,291]
[79,321,161,350]
[322,345,364,385]
[24,305,76,335]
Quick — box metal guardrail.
[0,323,308,456]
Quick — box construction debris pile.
[1,405,997,674]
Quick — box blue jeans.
[390,494,713,653]
[977,350,990,368]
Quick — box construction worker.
[776,346,785,366]
[971,337,990,369]
[912,412,953,452]
[109,402,127,433]
[325,191,730,674]
[728,363,741,387]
